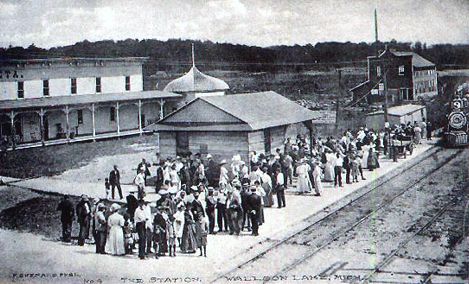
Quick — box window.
[398,65,405,76]
[17,81,24,98]
[43,80,49,96]
[376,66,381,77]
[125,76,131,91]
[77,109,83,124]
[110,107,116,122]
[71,78,77,94]
[96,77,101,93]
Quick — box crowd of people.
[56,121,431,260]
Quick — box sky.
[0,0,468,48]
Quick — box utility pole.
[383,66,389,122]
[375,8,388,123]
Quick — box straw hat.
[158,189,168,195]
[219,159,227,165]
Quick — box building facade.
[365,104,427,130]
[350,47,437,104]
[0,58,180,149]
[145,91,332,162]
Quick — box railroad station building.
[0,58,180,149]
[145,91,333,162]
[350,46,437,104]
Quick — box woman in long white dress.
[296,160,312,193]
[361,144,370,169]
[312,162,323,195]
[105,203,125,256]
[323,152,335,182]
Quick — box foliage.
[1,39,468,71]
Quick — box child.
[123,213,134,254]
[104,178,110,199]
[197,215,208,257]
[165,210,176,257]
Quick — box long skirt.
[323,164,334,182]
[105,226,125,255]
[181,223,197,253]
[262,184,274,207]
[258,205,265,225]
[297,174,313,193]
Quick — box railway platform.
[0,141,440,282]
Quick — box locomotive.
[443,95,469,147]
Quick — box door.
[176,131,190,156]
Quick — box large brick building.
[350,46,437,104]
[0,58,180,149]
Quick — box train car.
[443,96,469,147]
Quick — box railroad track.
[361,197,460,283]
[364,200,469,284]
[211,147,464,283]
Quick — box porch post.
[10,110,16,150]
[91,103,96,139]
[116,102,120,136]
[138,100,143,135]
[159,99,165,120]
[65,106,70,142]
[39,108,45,146]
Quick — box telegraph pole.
[375,8,388,123]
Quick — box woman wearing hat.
[312,160,323,196]
[296,159,313,194]
[105,203,125,256]
[181,204,197,253]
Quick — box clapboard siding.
[248,131,265,154]
[188,131,249,162]
[159,132,176,157]
[270,126,286,153]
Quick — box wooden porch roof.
[0,90,181,111]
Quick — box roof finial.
[191,43,195,67]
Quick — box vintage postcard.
[0,0,468,283]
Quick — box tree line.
[1,39,468,71]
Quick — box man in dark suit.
[206,154,219,187]
[126,192,138,220]
[246,186,262,236]
[154,160,165,193]
[57,195,74,242]
[109,165,123,199]
[76,194,91,246]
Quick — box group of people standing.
[56,120,428,261]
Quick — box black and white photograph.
[0,0,468,283]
